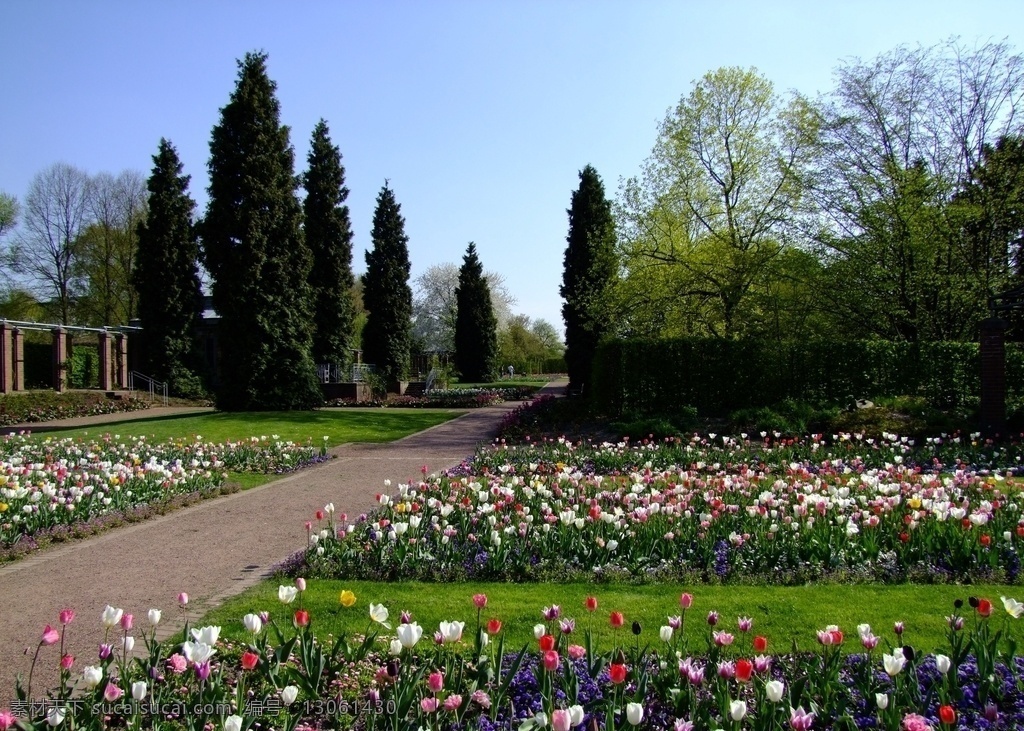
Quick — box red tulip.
[609,663,627,684]
[939,705,956,725]
[585,596,598,612]
[293,609,310,628]
[240,651,259,671]
[610,611,624,628]
[735,658,753,682]
[753,635,768,653]
[487,618,503,635]
[539,634,555,651]
[978,598,993,617]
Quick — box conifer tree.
[303,120,357,369]
[454,242,498,381]
[362,183,413,384]
[200,51,321,410]
[133,139,204,397]
[560,164,617,393]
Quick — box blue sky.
[3,0,1022,334]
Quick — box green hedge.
[591,338,1024,416]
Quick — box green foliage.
[609,406,699,440]
[134,139,204,398]
[729,400,840,436]
[0,391,148,426]
[561,164,617,391]
[362,184,413,384]
[200,52,322,410]
[593,337,1024,417]
[454,242,498,381]
[303,120,357,368]
[0,191,18,238]
[69,344,99,388]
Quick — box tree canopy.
[454,242,498,381]
[201,51,322,410]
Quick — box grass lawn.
[454,378,555,389]
[33,408,464,448]
[200,580,1018,656]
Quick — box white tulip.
[181,641,216,664]
[765,679,785,703]
[132,681,147,700]
[190,626,221,646]
[389,639,403,656]
[729,699,747,721]
[659,625,673,642]
[369,603,391,629]
[46,707,65,727]
[876,693,889,710]
[278,585,298,604]
[243,613,263,634]
[397,622,423,648]
[439,620,464,643]
[82,665,103,689]
[626,702,644,725]
[101,605,123,628]
[935,654,951,674]
[568,705,585,727]
[281,685,299,706]
[147,609,162,626]
[534,624,546,639]
[882,649,906,676]
[224,715,243,731]
[122,636,135,653]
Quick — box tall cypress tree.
[560,164,618,393]
[201,51,322,410]
[133,138,203,397]
[362,183,413,384]
[454,242,498,381]
[303,120,357,369]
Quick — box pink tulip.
[103,683,123,702]
[0,709,15,731]
[60,654,74,670]
[442,694,463,712]
[737,616,753,632]
[58,609,75,625]
[41,625,60,646]
[177,592,189,606]
[790,707,815,730]
[472,593,488,609]
[167,654,187,674]
[98,643,112,660]
[568,644,586,660]
[552,709,572,731]
[420,697,439,713]
[295,578,306,592]
[120,613,134,631]
[543,650,560,671]
[680,593,694,609]
[427,671,444,693]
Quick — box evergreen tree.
[560,164,617,392]
[133,139,204,397]
[454,242,498,381]
[303,119,357,369]
[200,51,321,410]
[362,183,413,384]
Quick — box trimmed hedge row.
[591,338,1024,416]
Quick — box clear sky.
[3,0,1022,335]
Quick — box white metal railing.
[128,371,169,406]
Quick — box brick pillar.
[0,322,11,394]
[980,316,1008,436]
[12,328,24,391]
[53,328,69,393]
[115,333,128,389]
[98,330,114,391]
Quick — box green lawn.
[200,579,1021,656]
[36,408,464,448]
[454,377,554,389]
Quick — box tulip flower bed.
[327,387,535,409]
[0,391,150,428]
[297,433,1024,585]
[5,588,1024,730]
[0,433,328,549]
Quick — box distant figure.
[507,365,515,379]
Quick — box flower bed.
[0,391,150,427]
[299,434,1024,584]
[5,588,1022,730]
[0,434,328,548]
[326,387,534,409]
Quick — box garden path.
[0,381,564,704]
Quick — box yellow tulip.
[339,590,356,607]
[0,503,7,513]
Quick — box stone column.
[12,328,24,391]
[115,333,129,389]
[980,316,1008,436]
[52,328,69,393]
[0,322,11,394]
[98,330,114,391]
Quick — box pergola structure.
[0,320,135,394]
[981,285,1024,434]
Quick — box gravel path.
[0,384,559,704]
